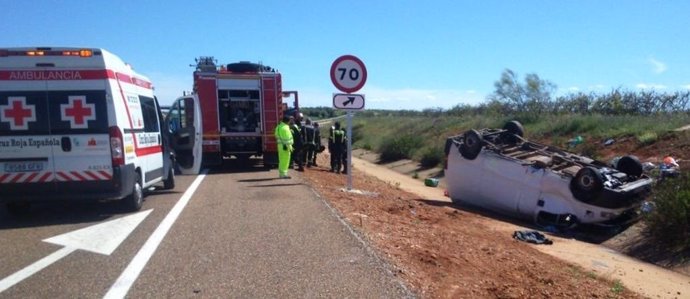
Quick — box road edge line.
[104,169,208,299]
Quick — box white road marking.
[0,210,153,293]
[104,169,208,299]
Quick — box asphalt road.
[0,161,410,298]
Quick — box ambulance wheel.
[460,129,483,160]
[163,166,175,190]
[124,173,144,211]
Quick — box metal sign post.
[346,111,353,190]
[330,54,367,191]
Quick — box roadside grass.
[352,113,689,168]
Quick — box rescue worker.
[329,121,347,173]
[301,118,319,167]
[274,115,294,179]
[290,114,304,171]
[312,122,321,166]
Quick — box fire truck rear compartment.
[218,89,262,158]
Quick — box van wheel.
[570,167,604,202]
[460,129,483,160]
[502,120,524,143]
[6,202,31,216]
[163,167,175,190]
[616,155,643,178]
[124,173,144,211]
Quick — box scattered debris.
[642,162,656,172]
[604,138,616,146]
[424,178,439,187]
[567,135,584,147]
[513,230,553,245]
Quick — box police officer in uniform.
[301,118,319,167]
[329,121,347,173]
[290,113,304,171]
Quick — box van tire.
[502,120,524,143]
[571,167,604,202]
[460,129,483,160]
[616,155,643,178]
[163,167,175,190]
[124,173,144,211]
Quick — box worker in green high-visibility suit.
[274,115,294,179]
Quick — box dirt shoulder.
[301,152,652,298]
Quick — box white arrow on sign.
[333,93,365,110]
[0,209,152,293]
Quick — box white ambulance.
[0,47,175,214]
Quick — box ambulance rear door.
[47,78,112,192]
[0,71,55,195]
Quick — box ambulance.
[0,47,175,214]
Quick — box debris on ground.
[513,230,554,245]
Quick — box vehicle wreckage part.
[501,120,525,143]
[460,129,483,160]
[571,166,604,202]
[615,155,643,178]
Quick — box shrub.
[378,134,423,162]
[636,131,658,145]
[419,146,444,168]
[645,173,690,248]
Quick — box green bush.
[636,131,658,145]
[378,134,423,162]
[419,146,444,168]
[645,173,690,248]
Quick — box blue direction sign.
[333,93,365,110]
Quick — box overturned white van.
[444,121,652,229]
[0,47,175,213]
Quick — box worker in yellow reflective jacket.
[274,115,294,179]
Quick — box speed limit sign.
[330,55,367,93]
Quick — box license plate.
[3,161,44,173]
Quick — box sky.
[2,0,690,110]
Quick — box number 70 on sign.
[330,55,367,93]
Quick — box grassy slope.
[352,113,690,164]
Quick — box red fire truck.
[166,57,298,172]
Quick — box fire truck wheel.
[124,173,144,211]
[460,129,483,160]
[163,166,175,190]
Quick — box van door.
[47,85,112,191]
[167,96,202,175]
[136,95,164,185]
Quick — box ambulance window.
[0,92,49,136]
[139,96,160,133]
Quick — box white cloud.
[682,84,690,90]
[297,86,486,110]
[567,86,580,92]
[589,84,606,90]
[648,57,668,74]
[636,83,667,90]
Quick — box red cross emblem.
[60,96,96,129]
[0,97,36,130]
